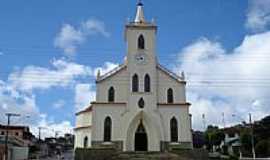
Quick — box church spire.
[134,0,145,23]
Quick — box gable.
[96,64,127,83]
[157,64,186,84]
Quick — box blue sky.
[0,0,270,137]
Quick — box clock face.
[134,53,147,65]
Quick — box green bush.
[229,155,238,160]
[255,139,270,157]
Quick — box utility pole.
[4,113,20,160]
[222,112,226,128]
[249,113,256,159]
[202,114,206,131]
[38,127,46,141]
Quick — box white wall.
[96,68,128,103]
[158,105,192,142]
[76,112,92,128]
[74,128,92,148]
[92,104,126,141]
[74,111,92,148]
[157,69,186,104]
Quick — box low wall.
[11,147,28,160]
[171,148,209,160]
[92,141,123,151]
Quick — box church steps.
[111,152,186,160]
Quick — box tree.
[193,131,205,148]
[255,139,270,157]
[240,128,253,157]
[204,125,225,151]
[254,115,270,142]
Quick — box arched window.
[167,88,174,103]
[138,35,145,49]
[108,87,115,102]
[83,136,88,148]
[104,117,112,142]
[144,74,150,92]
[132,74,139,92]
[170,117,178,142]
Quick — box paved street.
[38,150,74,160]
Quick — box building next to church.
[74,1,193,152]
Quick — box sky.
[0,0,270,138]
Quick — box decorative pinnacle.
[97,70,101,79]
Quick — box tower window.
[104,117,112,142]
[108,87,115,102]
[84,136,88,148]
[132,74,139,92]
[144,74,150,92]
[167,88,174,103]
[138,35,145,49]
[138,98,145,109]
[170,117,178,142]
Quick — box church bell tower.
[125,1,157,67]
[125,1,158,110]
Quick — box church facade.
[74,2,193,152]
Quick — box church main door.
[135,122,148,151]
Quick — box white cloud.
[54,24,84,55]
[75,84,95,111]
[174,32,270,130]
[1,57,119,139]
[0,80,40,126]
[54,19,110,56]
[31,114,73,139]
[81,19,110,38]
[53,100,65,109]
[246,0,270,32]
[0,80,73,139]
[74,61,118,111]
[8,58,93,92]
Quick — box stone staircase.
[111,152,190,160]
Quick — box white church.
[74,1,193,152]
